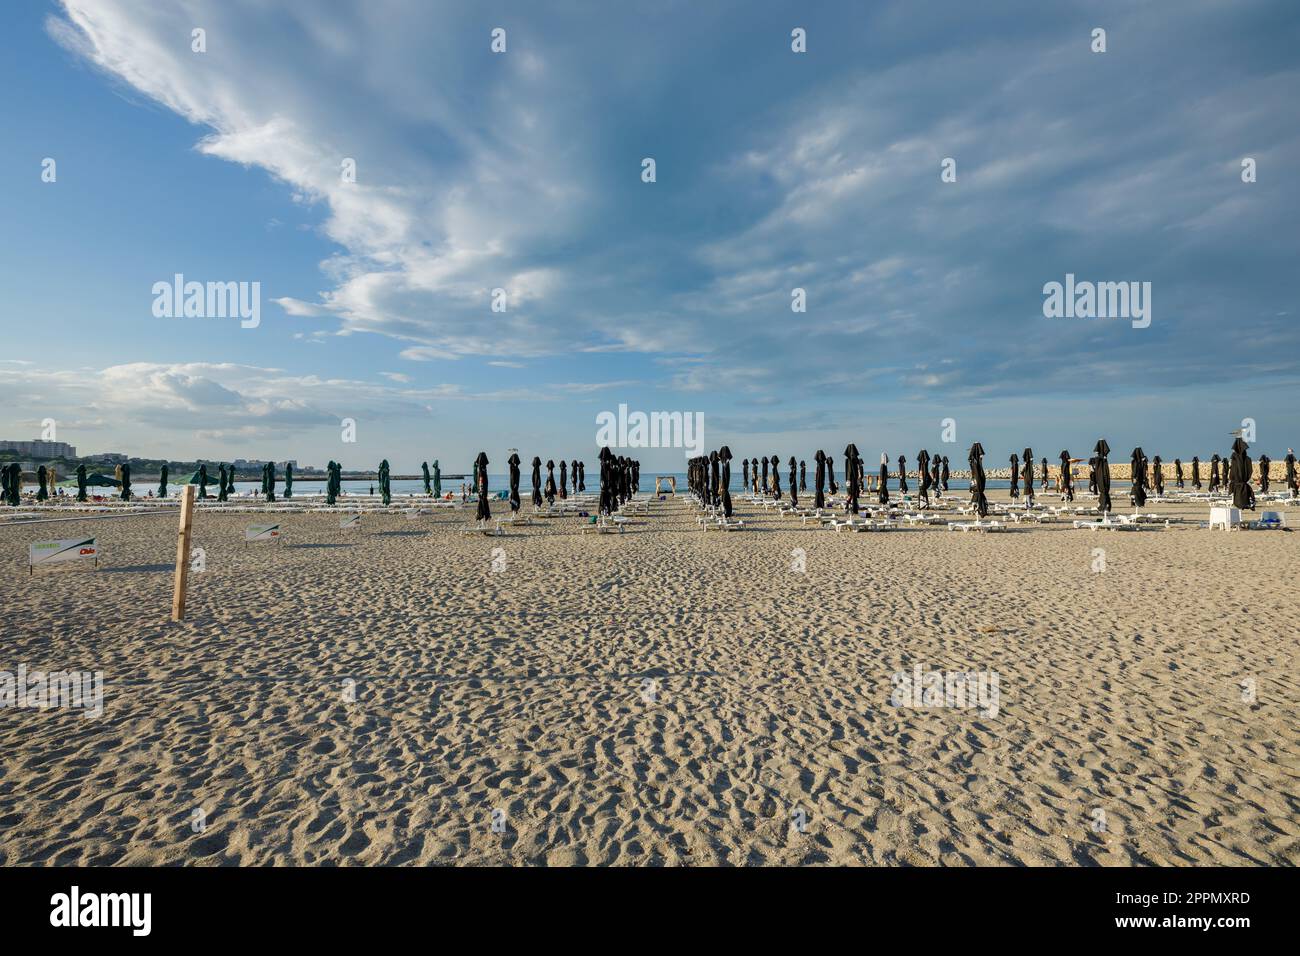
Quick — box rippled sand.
[1,491,1297,865]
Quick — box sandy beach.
[1,491,1297,866]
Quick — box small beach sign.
[245,523,281,542]
[29,537,98,574]
[340,513,361,529]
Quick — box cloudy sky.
[2,0,1297,471]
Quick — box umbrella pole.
[171,483,197,621]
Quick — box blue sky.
[2,0,1298,472]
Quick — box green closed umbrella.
[422,461,432,496]
[119,462,132,501]
[75,464,87,501]
[36,465,48,501]
[158,463,169,499]
[9,463,23,505]
[264,462,277,502]
[0,464,9,504]
[326,461,339,505]
[217,463,228,502]
[198,463,209,499]
[284,462,294,499]
[432,459,441,497]
[379,459,391,505]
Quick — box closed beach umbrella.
[432,460,442,498]
[827,455,838,496]
[266,462,277,502]
[770,454,781,500]
[475,451,491,520]
[750,457,759,494]
[559,460,568,500]
[878,452,889,505]
[843,444,860,513]
[1151,455,1164,495]
[577,460,585,492]
[1209,454,1221,492]
[36,465,48,501]
[284,462,294,499]
[1130,448,1147,507]
[545,459,557,504]
[421,462,432,495]
[742,457,750,492]
[930,456,940,494]
[761,456,769,494]
[508,453,521,512]
[709,451,721,505]
[720,447,734,517]
[800,460,807,492]
[226,463,236,498]
[1059,450,1073,501]
[814,450,826,509]
[1191,456,1201,490]
[1094,440,1112,513]
[1041,456,1049,491]
[158,463,169,499]
[1229,438,1254,510]
[325,461,337,505]
[1258,454,1270,493]
[217,463,228,502]
[898,454,908,494]
[1174,458,1184,488]
[1008,453,1020,499]
[198,463,209,499]
[120,462,132,501]
[788,456,798,508]
[571,460,579,495]
[0,464,8,504]
[1022,449,1034,502]
[917,449,932,507]
[525,455,540,509]
[1286,449,1298,497]
[968,443,988,517]
[76,463,88,502]
[379,459,391,505]
[1088,456,1098,495]
[941,456,950,492]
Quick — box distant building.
[87,452,128,464]
[0,439,78,459]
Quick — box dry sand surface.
[1,491,1297,866]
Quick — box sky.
[1,0,1298,473]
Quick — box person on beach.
[1058,451,1073,501]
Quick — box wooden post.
[172,483,196,621]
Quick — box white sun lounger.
[946,520,1008,533]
